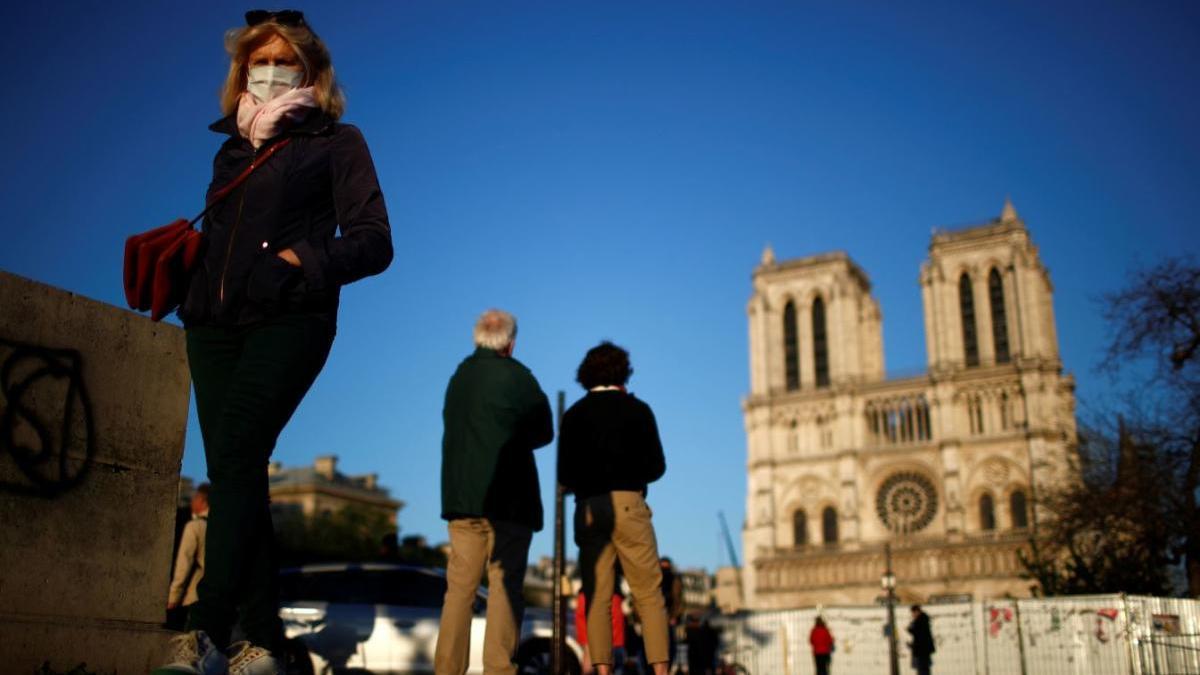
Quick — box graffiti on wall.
[0,337,95,496]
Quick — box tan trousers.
[435,518,533,675]
[576,491,670,666]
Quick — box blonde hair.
[220,20,345,119]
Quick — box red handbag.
[123,138,292,321]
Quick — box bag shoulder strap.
[188,137,292,226]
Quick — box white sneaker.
[152,630,229,675]
[227,641,285,675]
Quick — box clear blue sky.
[1,2,1197,572]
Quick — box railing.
[757,536,1028,593]
[717,594,1200,674]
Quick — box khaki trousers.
[435,518,533,675]
[576,491,670,666]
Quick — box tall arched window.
[979,493,996,531]
[813,297,830,388]
[793,509,808,548]
[822,506,838,544]
[1010,490,1028,529]
[960,274,979,367]
[989,268,1010,364]
[783,301,800,391]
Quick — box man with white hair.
[435,309,554,675]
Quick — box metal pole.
[981,601,990,675]
[1013,599,1028,675]
[886,542,900,675]
[552,390,567,674]
[1122,593,1143,675]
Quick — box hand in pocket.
[246,253,302,308]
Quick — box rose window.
[876,471,938,533]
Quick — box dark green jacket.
[441,347,553,531]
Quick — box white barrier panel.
[718,594,1200,675]
[1016,595,1132,675]
[979,599,1021,674]
[1126,595,1200,675]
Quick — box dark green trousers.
[184,313,334,652]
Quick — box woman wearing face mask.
[156,10,391,675]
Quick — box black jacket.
[908,612,935,657]
[557,390,666,499]
[441,348,554,531]
[179,111,392,327]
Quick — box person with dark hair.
[809,615,834,675]
[907,605,935,675]
[559,341,671,675]
[685,614,719,675]
[435,309,554,675]
[167,484,210,631]
[657,556,684,665]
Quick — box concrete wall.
[0,270,189,672]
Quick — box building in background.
[742,200,1077,608]
[525,556,579,608]
[714,567,743,614]
[677,568,717,611]
[524,556,718,612]
[268,455,403,526]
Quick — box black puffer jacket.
[179,110,392,327]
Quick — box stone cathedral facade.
[742,200,1077,608]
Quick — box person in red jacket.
[810,616,835,675]
[576,589,627,674]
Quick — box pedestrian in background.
[559,341,671,675]
[156,9,392,674]
[435,309,553,675]
[622,597,646,675]
[908,605,936,675]
[166,484,209,631]
[577,586,628,674]
[685,614,719,675]
[659,556,684,665]
[809,615,834,675]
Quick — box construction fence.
[716,594,1200,675]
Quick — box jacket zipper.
[217,147,257,305]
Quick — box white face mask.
[246,65,303,103]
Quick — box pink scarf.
[236,87,318,148]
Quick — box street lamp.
[882,543,900,675]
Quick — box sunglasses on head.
[245,9,306,27]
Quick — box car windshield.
[279,568,448,608]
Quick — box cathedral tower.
[920,198,1061,373]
